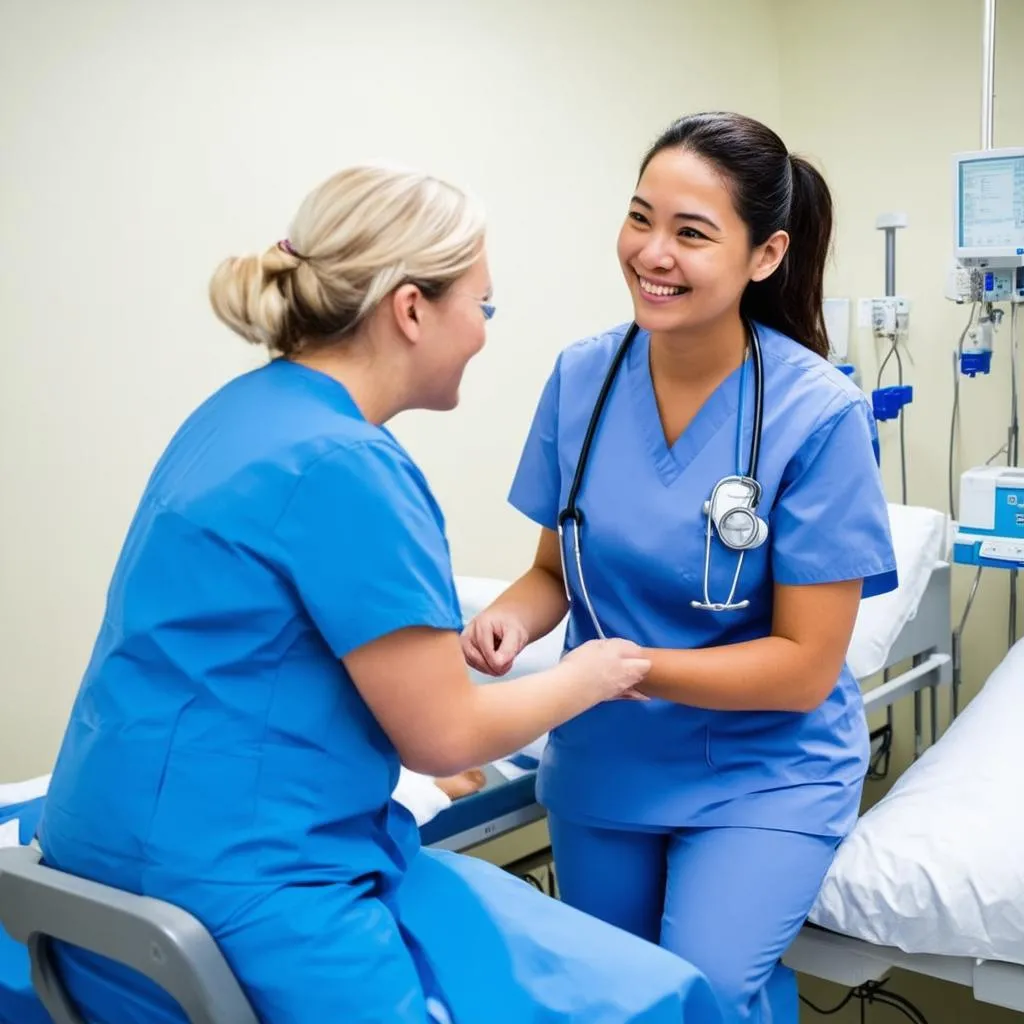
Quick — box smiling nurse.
[462,111,898,1023]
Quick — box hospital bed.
[0,501,979,1022]
[785,633,1024,1014]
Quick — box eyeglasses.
[450,291,495,321]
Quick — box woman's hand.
[461,607,531,676]
[555,638,651,704]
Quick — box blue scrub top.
[41,360,463,895]
[509,322,898,839]
[38,359,466,1020]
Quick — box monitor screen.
[958,152,1024,252]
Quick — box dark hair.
[639,112,833,359]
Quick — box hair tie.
[277,239,304,259]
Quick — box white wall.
[0,0,782,778]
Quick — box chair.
[0,845,258,1024]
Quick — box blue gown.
[507,322,898,1022]
[36,359,721,1023]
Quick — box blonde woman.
[36,167,719,1023]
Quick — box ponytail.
[741,155,833,359]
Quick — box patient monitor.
[948,147,1024,305]
[947,147,1024,378]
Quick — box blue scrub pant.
[547,816,839,1024]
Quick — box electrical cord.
[948,304,978,519]
[867,720,893,780]
[1010,302,1019,466]
[872,990,930,1024]
[800,979,929,1023]
[986,442,1009,464]
[1009,302,1020,648]
[876,334,909,504]
[800,987,856,1015]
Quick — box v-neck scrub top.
[508,322,898,839]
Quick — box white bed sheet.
[0,776,50,810]
[0,775,50,851]
[846,503,950,680]
[810,636,1024,966]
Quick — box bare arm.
[345,627,648,777]
[461,529,569,676]
[636,579,863,713]
[488,528,568,641]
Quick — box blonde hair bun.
[209,166,485,356]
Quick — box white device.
[952,147,1024,270]
[953,466,1024,569]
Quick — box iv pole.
[951,0,1004,723]
[981,0,995,152]
[979,0,1020,648]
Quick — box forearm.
[638,636,840,713]
[489,565,568,643]
[453,665,587,769]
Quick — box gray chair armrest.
[0,845,258,1024]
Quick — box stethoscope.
[556,320,767,640]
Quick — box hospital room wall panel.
[777,1,1023,1020]
[0,0,782,778]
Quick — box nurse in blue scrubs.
[37,166,723,1023]
[462,112,898,1023]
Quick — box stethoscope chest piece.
[703,475,768,552]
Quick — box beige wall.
[2,1,1024,1017]
[0,0,781,778]
[776,0,1023,1020]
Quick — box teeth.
[639,277,684,297]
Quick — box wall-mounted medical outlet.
[858,296,911,330]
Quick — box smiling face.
[616,146,788,337]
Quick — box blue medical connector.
[871,384,913,422]
[960,350,993,377]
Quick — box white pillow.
[810,637,1024,965]
[846,504,950,680]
